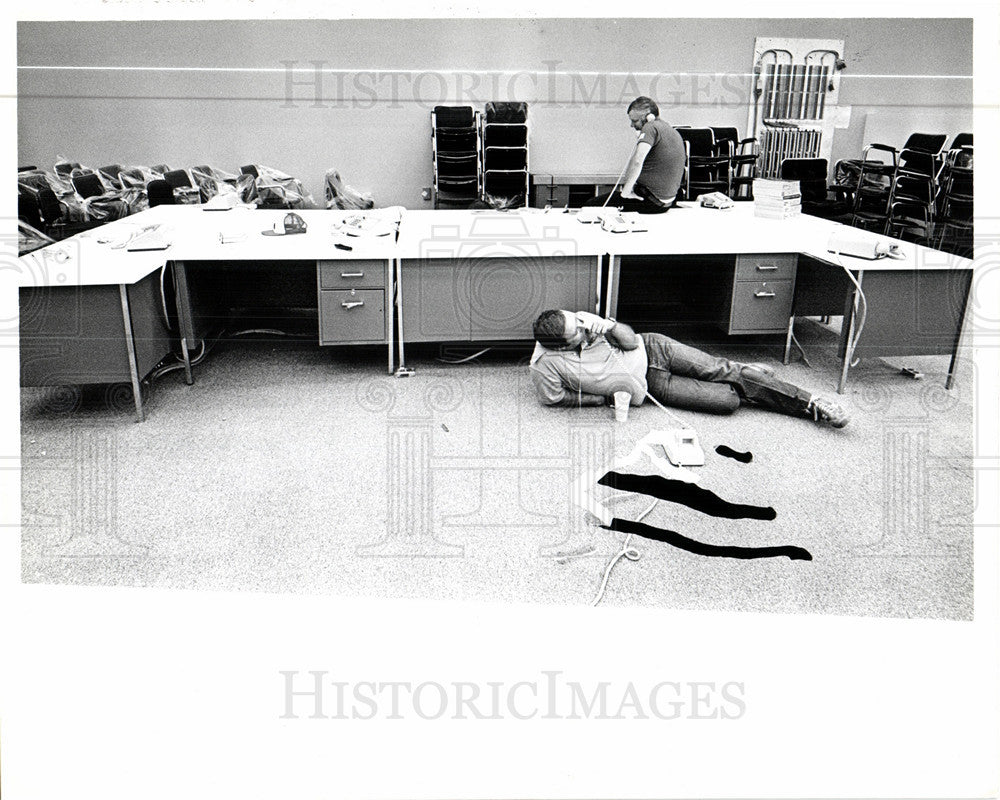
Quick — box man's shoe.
[807,395,851,428]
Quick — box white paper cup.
[613,391,630,423]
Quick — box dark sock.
[716,445,753,463]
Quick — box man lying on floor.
[529,309,850,428]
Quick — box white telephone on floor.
[645,428,706,467]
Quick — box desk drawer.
[318,260,385,289]
[319,289,385,344]
[735,253,796,282]
[729,280,793,333]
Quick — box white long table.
[18,203,974,420]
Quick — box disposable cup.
[613,391,630,423]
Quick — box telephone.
[827,231,906,260]
[600,212,648,233]
[698,192,735,210]
[660,429,705,467]
[642,428,705,467]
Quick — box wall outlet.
[421,187,432,201]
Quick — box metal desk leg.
[945,352,959,390]
[595,254,603,315]
[172,260,194,385]
[394,257,412,376]
[783,316,794,365]
[604,253,617,319]
[837,287,860,395]
[387,258,395,374]
[118,284,145,423]
[945,270,973,390]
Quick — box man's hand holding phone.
[576,311,615,336]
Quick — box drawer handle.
[341,301,365,310]
[754,291,776,298]
[340,272,365,278]
[756,264,779,271]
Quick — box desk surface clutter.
[19,202,973,288]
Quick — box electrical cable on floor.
[228,328,313,338]
[149,339,207,381]
[591,496,658,606]
[437,347,491,364]
[788,330,812,368]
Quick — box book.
[753,179,801,199]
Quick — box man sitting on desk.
[529,309,851,428]
[584,96,685,215]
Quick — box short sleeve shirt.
[636,118,686,201]
[529,337,649,406]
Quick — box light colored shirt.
[529,336,648,406]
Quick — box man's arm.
[621,142,652,199]
[530,359,609,407]
[575,311,640,351]
[553,392,608,407]
[606,320,640,350]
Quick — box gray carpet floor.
[20,319,974,619]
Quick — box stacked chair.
[480,102,529,208]
[431,105,480,209]
[932,134,973,257]
[710,127,759,200]
[847,132,948,234]
[676,127,731,200]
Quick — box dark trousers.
[640,333,813,416]
[584,183,673,215]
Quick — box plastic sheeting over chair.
[243,164,318,209]
[324,169,374,210]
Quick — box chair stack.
[711,127,759,200]
[849,132,947,235]
[933,135,973,257]
[431,105,480,209]
[480,102,529,208]
[676,128,731,201]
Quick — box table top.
[395,208,610,260]
[19,203,973,288]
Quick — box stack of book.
[753,179,802,219]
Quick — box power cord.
[437,347,491,364]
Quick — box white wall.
[17,17,972,207]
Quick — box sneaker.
[807,395,851,428]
